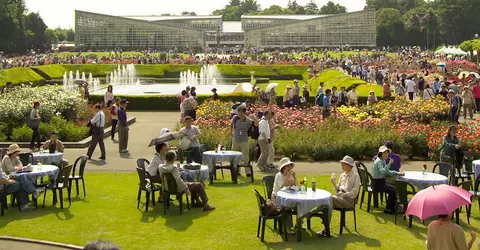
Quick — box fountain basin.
[91,83,238,96]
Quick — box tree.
[24,12,47,51]
[44,28,58,50]
[229,0,241,7]
[262,5,293,15]
[375,8,405,46]
[181,11,196,16]
[66,28,75,42]
[403,5,439,48]
[319,1,347,14]
[287,0,306,14]
[54,27,67,41]
[0,0,27,53]
[305,0,319,14]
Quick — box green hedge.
[0,68,46,88]
[32,65,67,79]
[307,69,377,97]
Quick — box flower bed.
[0,85,106,142]
[192,99,480,161]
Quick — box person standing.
[417,77,425,100]
[473,81,480,112]
[292,80,300,106]
[283,85,293,107]
[87,104,106,160]
[406,77,416,101]
[257,110,274,171]
[462,86,475,120]
[110,97,120,140]
[231,107,255,176]
[347,86,359,106]
[367,90,378,105]
[338,86,348,106]
[179,116,202,163]
[182,96,198,120]
[423,84,435,101]
[383,82,391,101]
[302,85,310,108]
[268,87,277,105]
[448,90,461,123]
[118,99,129,153]
[394,81,406,98]
[211,88,219,101]
[104,85,114,107]
[322,89,332,119]
[427,215,476,250]
[29,101,41,151]
[433,77,441,95]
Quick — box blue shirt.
[433,81,440,94]
[323,95,330,108]
[118,107,127,126]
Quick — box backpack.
[316,93,325,106]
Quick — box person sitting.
[367,90,378,105]
[372,145,400,214]
[42,130,69,168]
[159,150,215,211]
[272,157,297,234]
[384,141,401,172]
[427,214,476,250]
[0,144,43,211]
[440,125,463,170]
[83,239,121,250]
[147,143,167,184]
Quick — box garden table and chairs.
[275,188,333,242]
[202,151,243,184]
[32,151,63,166]
[180,164,209,184]
[397,171,449,190]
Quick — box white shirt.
[423,88,435,101]
[91,110,105,128]
[258,118,271,140]
[272,172,284,197]
[347,90,359,102]
[406,80,415,93]
[147,153,164,177]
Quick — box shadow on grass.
[137,199,209,231]
[0,202,74,229]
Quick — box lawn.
[0,172,477,250]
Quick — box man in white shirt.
[86,104,106,160]
[256,110,274,171]
[406,77,416,101]
[347,86,359,106]
[147,142,167,202]
[331,156,360,209]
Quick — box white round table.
[276,188,333,241]
[32,152,63,165]
[397,171,449,190]
[473,160,480,179]
[16,165,60,185]
[202,151,243,183]
[180,165,209,183]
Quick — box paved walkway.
[60,111,475,175]
[0,238,81,250]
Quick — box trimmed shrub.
[12,126,33,142]
[0,68,46,88]
[32,65,67,79]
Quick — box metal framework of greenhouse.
[74,9,376,50]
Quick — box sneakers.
[120,149,129,153]
[203,204,216,211]
[33,187,45,200]
[20,204,35,212]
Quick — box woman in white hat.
[372,145,400,214]
[367,89,378,106]
[1,144,23,174]
[272,157,297,234]
[0,144,43,211]
[283,85,293,107]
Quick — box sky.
[25,0,365,29]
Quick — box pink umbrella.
[405,184,472,221]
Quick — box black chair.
[136,158,150,170]
[162,172,190,215]
[69,155,88,198]
[432,162,454,184]
[456,180,473,225]
[135,167,161,212]
[0,184,6,216]
[262,175,275,200]
[355,161,368,173]
[358,168,383,212]
[237,148,255,183]
[305,205,331,237]
[356,161,384,206]
[42,165,73,209]
[211,162,237,184]
[18,153,33,166]
[469,177,480,214]
[334,192,360,235]
[457,153,475,188]
[394,180,416,227]
[252,189,287,242]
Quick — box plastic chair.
[69,155,88,197]
[136,167,161,212]
[237,148,255,183]
[433,162,454,185]
[394,180,416,227]
[335,191,360,235]
[456,180,473,225]
[305,204,331,237]
[252,189,287,242]
[18,153,33,166]
[42,165,73,209]
[136,158,150,170]
[0,184,6,216]
[162,172,190,215]
[262,175,275,200]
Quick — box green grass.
[51,52,191,58]
[0,172,477,250]
[257,80,308,94]
[0,68,45,87]
[307,69,379,97]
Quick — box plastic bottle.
[303,177,308,191]
[312,177,316,192]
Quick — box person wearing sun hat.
[330,156,361,209]
[0,143,44,211]
[372,145,400,214]
[283,85,293,107]
[367,89,378,105]
[272,157,297,234]
[448,89,461,123]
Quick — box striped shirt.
[232,116,253,142]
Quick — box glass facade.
[153,18,221,32]
[244,10,376,48]
[75,11,205,50]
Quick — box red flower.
[423,164,427,170]
[300,180,305,185]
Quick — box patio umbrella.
[436,62,446,67]
[405,184,472,221]
[242,83,253,92]
[266,82,278,92]
[470,72,480,78]
[148,132,185,147]
[458,71,471,79]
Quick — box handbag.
[28,117,40,129]
[178,137,191,150]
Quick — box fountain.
[62,70,101,92]
[179,65,222,86]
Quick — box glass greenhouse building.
[74,9,376,50]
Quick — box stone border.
[0,117,136,149]
[0,236,82,249]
